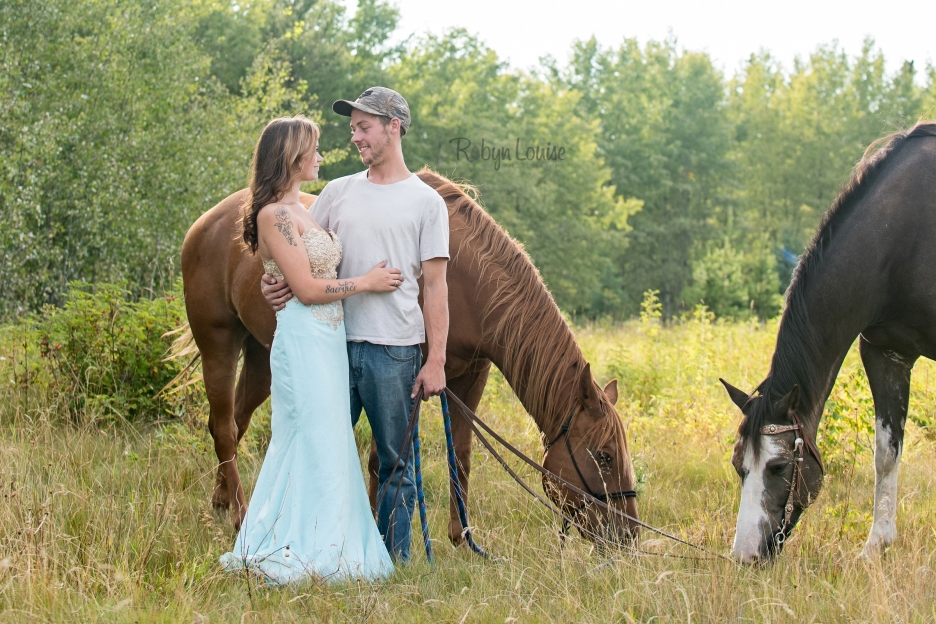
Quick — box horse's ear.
[777,385,801,415]
[603,379,619,405]
[579,363,601,409]
[720,378,749,410]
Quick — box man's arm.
[412,257,448,399]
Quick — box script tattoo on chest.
[325,281,356,294]
[274,207,297,246]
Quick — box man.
[261,87,449,563]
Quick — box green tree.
[728,40,929,255]
[560,37,733,316]
[390,31,640,315]
[192,0,403,179]
[0,0,303,317]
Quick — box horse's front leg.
[859,336,916,557]
[445,364,491,546]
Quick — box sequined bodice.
[263,228,344,330]
[263,228,342,280]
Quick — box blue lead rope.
[412,409,433,564]
[404,391,493,565]
[440,391,495,559]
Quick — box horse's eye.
[594,450,613,471]
[769,463,787,476]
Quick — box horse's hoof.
[231,506,247,533]
[211,500,232,528]
[859,541,887,560]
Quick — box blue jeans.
[347,341,421,563]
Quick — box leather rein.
[758,410,824,544]
[444,390,733,560]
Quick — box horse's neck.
[486,336,584,436]
[477,296,582,439]
[769,333,849,439]
[443,206,584,438]
[768,234,878,434]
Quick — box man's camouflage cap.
[333,87,411,136]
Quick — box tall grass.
[2,295,936,621]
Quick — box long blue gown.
[220,228,393,585]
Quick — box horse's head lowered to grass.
[541,364,639,544]
[722,379,824,562]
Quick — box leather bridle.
[758,410,824,546]
[545,408,637,523]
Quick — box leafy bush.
[2,282,198,424]
[682,240,783,320]
[819,366,875,475]
[607,290,667,410]
[607,290,733,417]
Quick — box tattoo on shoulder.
[274,207,297,246]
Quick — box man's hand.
[261,274,293,311]
[413,257,448,400]
[412,358,446,400]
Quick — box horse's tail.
[158,322,203,397]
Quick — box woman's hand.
[364,261,403,293]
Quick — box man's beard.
[360,128,392,166]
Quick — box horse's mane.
[740,121,936,453]
[416,168,624,448]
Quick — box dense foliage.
[4,0,936,318]
[6,281,195,423]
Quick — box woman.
[220,115,398,584]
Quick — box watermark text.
[448,138,566,170]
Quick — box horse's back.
[181,190,318,350]
[873,133,936,213]
[857,132,936,358]
[873,136,936,284]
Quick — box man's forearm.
[423,282,449,364]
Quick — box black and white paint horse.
[721,121,936,563]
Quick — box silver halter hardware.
[759,417,813,540]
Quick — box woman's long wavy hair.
[241,115,320,253]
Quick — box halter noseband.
[545,408,637,522]
[758,410,823,545]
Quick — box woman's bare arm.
[258,206,401,305]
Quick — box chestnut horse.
[176,168,638,545]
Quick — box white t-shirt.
[310,171,450,345]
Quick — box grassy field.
[3,312,936,622]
